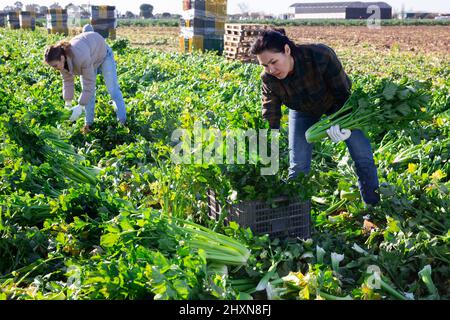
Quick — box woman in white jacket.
[44,25,126,133]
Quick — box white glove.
[69,105,85,122]
[109,100,118,112]
[326,125,352,143]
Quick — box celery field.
[0,28,449,300]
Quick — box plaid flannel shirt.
[261,43,351,129]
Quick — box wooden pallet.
[225,29,265,36]
[224,42,252,51]
[223,24,269,64]
[224,41,252,48]
[224,46,251,54]
[225,23,270,31]
[224,34,258,44]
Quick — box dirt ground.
[115,25,449,56]
[116,26,180,51]
[284,25,450,55]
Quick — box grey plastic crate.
[7,12,20,29]
[207,189,311,239]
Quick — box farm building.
[289,2,392,19]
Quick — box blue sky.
[1,0,449,15]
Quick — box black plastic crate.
[92,26,116,40]
[207,189,311,239]
[47,8,68,15]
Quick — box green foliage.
[0,28,448,300]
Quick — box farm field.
[114,25,450,56]
[0,25,449,301]
[116,26,179,51]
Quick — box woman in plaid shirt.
[250,29,380,206]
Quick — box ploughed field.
[115,25,450,56]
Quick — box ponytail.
[44,40,72,63]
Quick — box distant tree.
[392,9,398,19]
[161,12,171,18]
[400,3,406,19]
[49,3,62,10]
[125,11,136,19]
[3,5,15,12]
[25,4,39,13]
[237,2,249,15]
[140,4,154,19]
[67,4,89,19]
[79,4,90,18]
[39,6,48,15]
[250,12,261,19]
[14,2,23,10]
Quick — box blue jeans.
[288,108,380,205]
[83,46,127,125]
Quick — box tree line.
[1,2,179,20]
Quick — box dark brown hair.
[44,41,72,63]
[250,28,297,56]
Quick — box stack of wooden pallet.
[90,5,117,40]
[179,0,227,54]
[224,24,270,63]
[19,11,36,31]
[0,12,6,27]
[47,8,68,35]
[7,11,20,29]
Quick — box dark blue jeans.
[288,108,380,205]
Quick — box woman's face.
[257,44,294,80]
[47,55,65,71]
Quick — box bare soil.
[114,25,449,56]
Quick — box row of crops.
[229,18,450,27]
[114,18,450,27]
[0,29,449,300]
[33,18,181,28]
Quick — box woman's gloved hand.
[326,125,352,143]
[69,105,85,122]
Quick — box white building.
[289,2,392,19]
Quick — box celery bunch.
[305,80,431,143]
